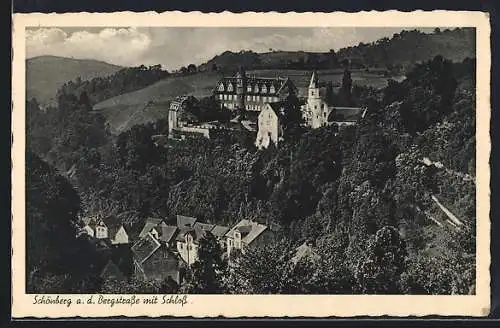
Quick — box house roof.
[100,260,126,281]
[82,216,98,226]
[329,107,364,123]
[176,215,197,228]
[131,232,161,264]
[211,225,230,238]
[291,242,320,265]
[102,215,125,239]
[158,223,178,243]
[215,74,290,96]
[193,222,216,243]
[138,218,164,239]
[225,219,268,245]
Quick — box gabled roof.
[176,215,197,228]
[211,225,230,238]
[329,107,364,123]
[100,260,126,281]
[158,222,178,243]
[193,222,216,243]
[138,217,164,239]
[225,219,268,245]
[291,242,320,265]
[102,215,124,239]
[131,232,161,264]
[82,216,98,226]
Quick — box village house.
[133,214,231,276]
[214,68,295,112]
[254,102,286,149]
[80,216,130,245]
[225,219,274,258]
[132,231,183,283]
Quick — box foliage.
[180,232,227,294]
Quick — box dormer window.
[262,85,267,93]
[227,83,234,92]
[254,85,259,93]
[270,85,275,93]
[218,83,224,92]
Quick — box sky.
[25,27,435,71]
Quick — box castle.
[255,71,367,149]
[214,68,294,112]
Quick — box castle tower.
[168,100,180,137]
[235,67,246,112]
[307,70,323,128]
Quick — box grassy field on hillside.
[27,56,122,107]
[94,69,399,134]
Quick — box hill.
[26,55,123,107]
[93,71,224,134]
[197,28,475,72]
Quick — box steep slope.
[26,55,123,107]
[93,71,224,134]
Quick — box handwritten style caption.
[33,294,189,308]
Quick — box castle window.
[311,91,314,96]
[218,83,224,92]
[247,85,252,92]
[254,85,259,93]
[247,95,251,101]
[256,95,260,101]
[224,94,228,100]
[253,95,256,101]
[227,83,234,92]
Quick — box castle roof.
[215,73,291,96]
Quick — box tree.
[187,64,197,74]
[281,85,304,139]
[26,152,82,292]
[180,232,227,293]
[223,239,319,294]
[354,226,408,294]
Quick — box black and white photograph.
[12,11,491,318]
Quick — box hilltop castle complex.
[165,69,365,148]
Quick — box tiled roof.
[215,75,290,96]
[225,219,268,245]
[211,225,230,238]
[193,222,216,243]
[291,242,320,265]
[138,217,163,239]
[329,107,364,123]
[131,232,161,264]
[176,215,197,228]
[158,223,178,243]
[100,260,126,281]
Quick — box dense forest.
[26,53,476,294]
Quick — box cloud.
[26,27,434,70]
[26,27,152,67]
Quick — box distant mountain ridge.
[197,28,475,72]
[26,55,123,107]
